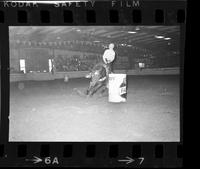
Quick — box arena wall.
[10,67,180,82]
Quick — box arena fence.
[10,67,180,82]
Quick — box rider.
[85,43,116,97]
[102,43,116,74]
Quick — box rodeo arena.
[9,26,180,142]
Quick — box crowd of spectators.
[9,49,180,73]
[54,54,101,71]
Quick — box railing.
[10,67,180,82]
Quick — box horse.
[85,62,110,97]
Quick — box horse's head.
[86,63,107,87]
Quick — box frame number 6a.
[44,157,59,165]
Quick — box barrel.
[108,73,127,102]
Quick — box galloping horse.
[85,62,110,97]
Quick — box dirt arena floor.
[9,75,180,142]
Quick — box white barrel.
[108,74,127,102]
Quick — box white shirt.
[102,49,115,64]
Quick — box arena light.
[164,37,171,40]
[155,35,165,39]
[128,31,137,34]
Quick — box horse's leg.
[88,83,102,96]
[86,81,95,95]
[98,84,108,97]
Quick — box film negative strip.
[0,0,186,167]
